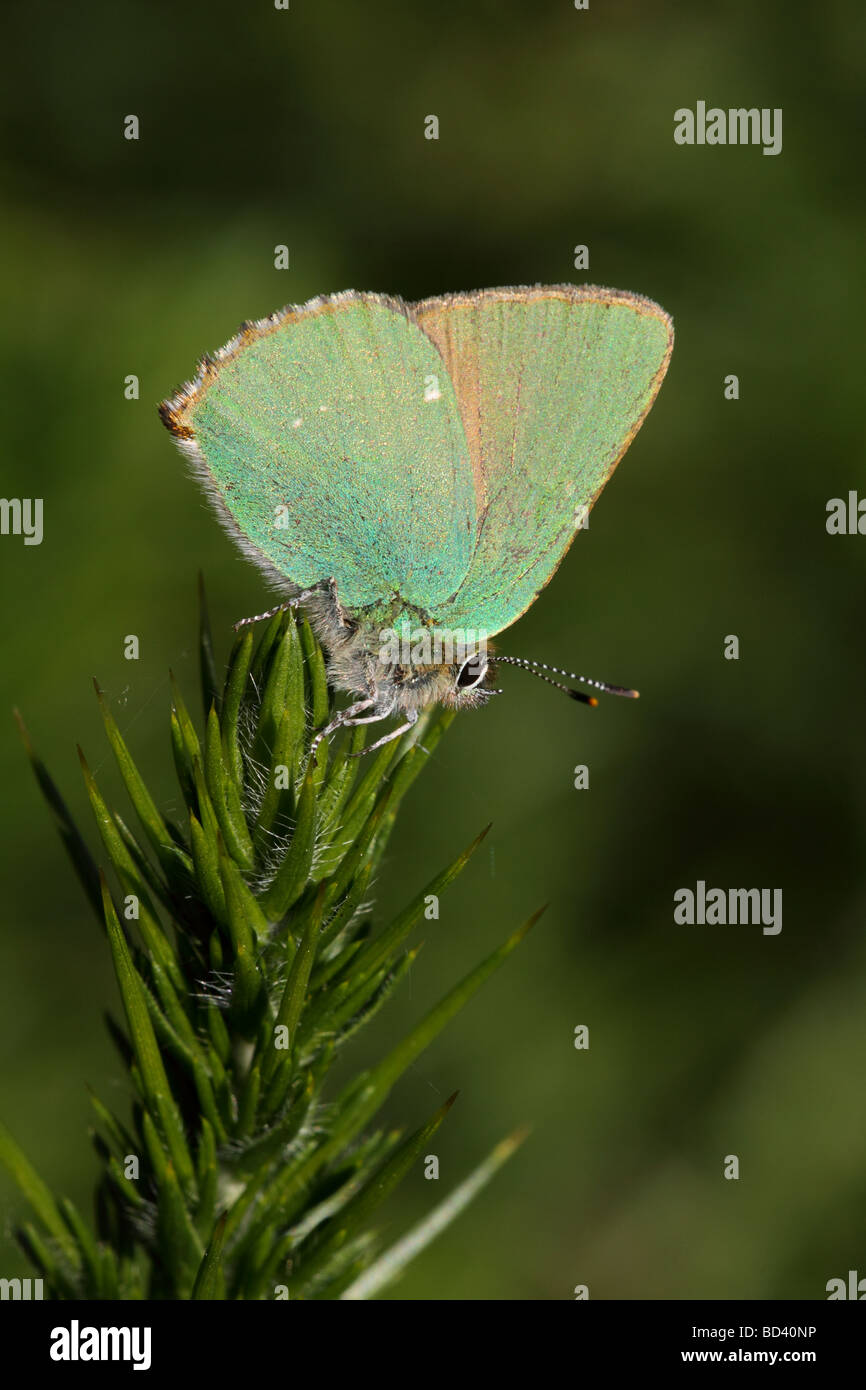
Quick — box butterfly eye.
[456,655,487,691]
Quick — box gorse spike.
[2,583,531,1300]
[495,654,639,704]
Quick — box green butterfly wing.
[160,292,476,616]
[410,285,673,637]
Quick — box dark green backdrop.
[2,0,864,1299]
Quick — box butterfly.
[160,284,673,754]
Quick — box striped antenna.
[495,656,639,707]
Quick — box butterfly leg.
[232,600,295,631]
[348,709,419,758]
[233,577,349,632]
[311,700,401,761]
[308,696,378,762]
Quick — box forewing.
[160,292,476,613]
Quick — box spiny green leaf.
[253,705,296,849]
[96,1243,121,1300]
[101,875,196,1196]
[328,949,419,1047]
[221,628,255,785]
[286,1128,401,1245]
[340,1127,530,1300]
[112,813,174,913]
[220,846,266,1036]
[365,711,457,878]
[170,705,198,811]
[146,1135,203,1295]
[148,958,199,1053]
[264,886,326,1083]
[191,754,222,849]
[252,616,302,774]
[235,908,541,1249]
[335,738,402,846]
[231,1070,315,1177]
[94,681,195,889]
[105,1154,146,1211]
[316,863,374,952]
[0,1121,83,1268]
[198,572,221,720]
[346,822,491,991]
[189,814,227,924]
[58,1196,102,1293]
[317,724,366,840]
[11,586,530,1302]
[170,672,202,780]
[141,974,198,1071]
[206,706,255,871]
[300,616,330,727]
[323,782,396,912]
[190,1212,227,1299]
[386,709,456,808]
[87,1087,136,1160]
[288,1094,456,1297]
[192,1057,227,1145]
[207,1002,232,1068]
[251,609,289,688]
[79,746,185,990]
[262,617,305,831]
[235,1055,262,1138]
[357,907,544,1104]
[221,848,269,944]
[247,1129,403,1300]
[14,709,102,923]
[258,764,318,921]
[195,1118,218,1236]
[308,937,364,993]
[17,1222,80,1298]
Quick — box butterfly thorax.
[301,588,493,715]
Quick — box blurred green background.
[2,0,864,1300]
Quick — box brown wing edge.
[157,290,411,597]
[157,288,414,440]
[409,281,673,330]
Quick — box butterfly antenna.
[496,656,639,706]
